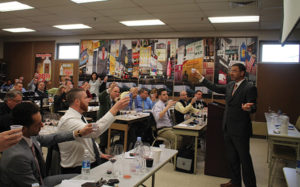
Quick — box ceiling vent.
[229,0,258,8]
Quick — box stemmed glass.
[108,144,124,177]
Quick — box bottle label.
[82,160,91,168]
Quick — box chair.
[45,144,61,176]
[295,116,300,131]
[268,144,297,187]
[149,114,171,148]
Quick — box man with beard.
[57,88,129,174]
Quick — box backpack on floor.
[175,147,194,173]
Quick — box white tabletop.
[283,167,300,187]
[115,113,150,122]
[265,113,300,139]
[57,148,177,187]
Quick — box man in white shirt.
[58,88,129,174]
[174,90,199,124]
[152,88,183,149]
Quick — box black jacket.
[0,102,13,132]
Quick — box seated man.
[58,88,129,174]
[152,88,183,149]
[0,90,22,133]
[174,91,199,124]
[11,82,26,93]
[136,88,153,110]
[120,87,138,110]
[192,90,207,110]
[0,102,93,187]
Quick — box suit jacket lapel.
[228,80,247,102]
[32,140,46,177]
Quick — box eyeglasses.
[13,99,22,104]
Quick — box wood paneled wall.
[4,41,55,88]
[256,63,300,124]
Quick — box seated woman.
[53,85,69,113]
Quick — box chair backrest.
[295,116,300,131]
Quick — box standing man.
[193,63,257,187]
[97,82,120,152]
[0,102,93,187]
[0,90,22,132]
[58,88,129,174]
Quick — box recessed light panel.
[2,28,35,33]
[208,16,259,23]
[71,0,107,3]
[120,19,165,26]
[53,24,91,30]
[0,1,34,12]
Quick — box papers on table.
[177,123,188,127]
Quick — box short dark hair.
[66,88,85,105]
[195,90,203,94]
[157,88,167,96]
[139,88,149,94]
[4,90,22,102]
[12,102,39,128]
[232,63,246,76]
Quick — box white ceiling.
[0,0,287,38]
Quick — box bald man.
[120,87,138,110]
[174,91,199,124]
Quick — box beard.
[80,101,88,112]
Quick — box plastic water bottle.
[81,149,91,177]
[133,137,143,173]
[31,183,40,187]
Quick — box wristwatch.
[77,130,82,137]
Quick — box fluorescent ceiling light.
[120,19,165,26]
[208,16,259,23]
[71,0,107,3]
[53,24,91,30]
[0,1,34,12]
[2,28,35,33]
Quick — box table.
[283,167,300,187]
[107,113,150,152]
[57,148,177,187]
[265,113,300,161]
[265,113,300,186]
[173,117,207,174]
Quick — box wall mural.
[79,37,257,97]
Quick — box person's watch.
[77,130,82,137]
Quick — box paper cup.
[10,125,23,130]
[151,147,162,165]
[92,123,98,131]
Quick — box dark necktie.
[81,115,101,165]
[232,84,238,96]
[31,145,44,185]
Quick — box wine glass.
[108,144,124,177]
[141,143,151,173]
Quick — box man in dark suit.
[97,82,120,152]
[0,102,93,187]
[193,63,257,187]
[0,90,22,133]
